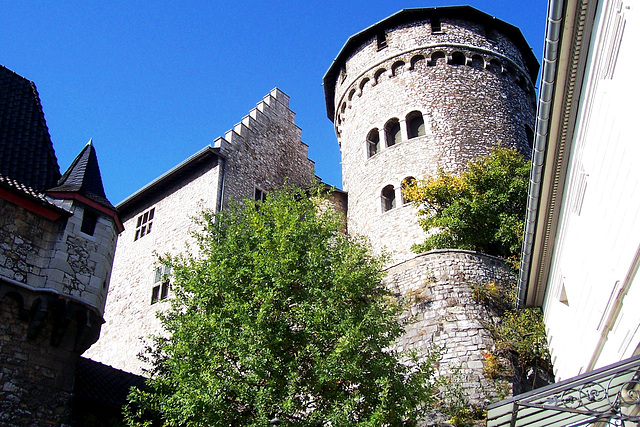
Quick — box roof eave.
[517,0,599,308]
[116,145,222,216]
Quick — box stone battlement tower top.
[324,6,538,263]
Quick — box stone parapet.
[386,250,514,404]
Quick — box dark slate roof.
[323,6,540,120]
[74,357,146,409]
[0,64,60,190]
[48,140,115,210]
[0,174,71,214]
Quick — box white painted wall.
[542,0,640,380]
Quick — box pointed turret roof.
[49,140,115,210]
[0,64,61,190]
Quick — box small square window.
[80,209,99,236]
[135,207,155,241]
[254,187,267,202]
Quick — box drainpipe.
[216,156,227,213]
[517,0,566,308]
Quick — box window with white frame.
[134,207,155,241]
[151,265,171,304]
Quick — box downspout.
[216,156,227,213]
[517,0,566,308]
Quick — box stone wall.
[0,295,72,426]
[0,197,113,426]
[218,88,316,203]
[386,250,514,404]
[0,288,106,427]
[0,199,60,287]
[84,162,222,374]
[0,198,118,314]
[86,88,317,374]
[333,15,535,264]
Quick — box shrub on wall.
[403,146,531,262]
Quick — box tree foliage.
[472,280,553,375]
[402,146,531,260]
[125,187,438,426]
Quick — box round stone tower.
[324,7,539,406]
[324,6,538,264]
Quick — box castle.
[85,5,538,405]
[2,5,542,426]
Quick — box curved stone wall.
[333,15,536,263]
[385,250,514,403]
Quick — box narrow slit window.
[431,17,442,33]
[255,187,267,202]
[525,124,534,148]
[377,32,387,50]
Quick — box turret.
[324,6,538,263]
[0,64,120,425]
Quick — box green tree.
[125,187,438,426]
[403,146,531,260]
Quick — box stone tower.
[324,7,538,404]
[0,65,121,425]
[324,6,538,264]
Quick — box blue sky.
[1,1,547,204]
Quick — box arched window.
[450,51,466,66]
[385,119,401,147]
[471,54,484,68]
[381,185,396,212]
[367,129,380,157]
[488,59,502,73]
[406,111,425,139]
[401,177,416,204]
[348,89,356,101]
[359,77,370,95]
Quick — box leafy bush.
[125,186,438,426]
[403,146,530,261]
